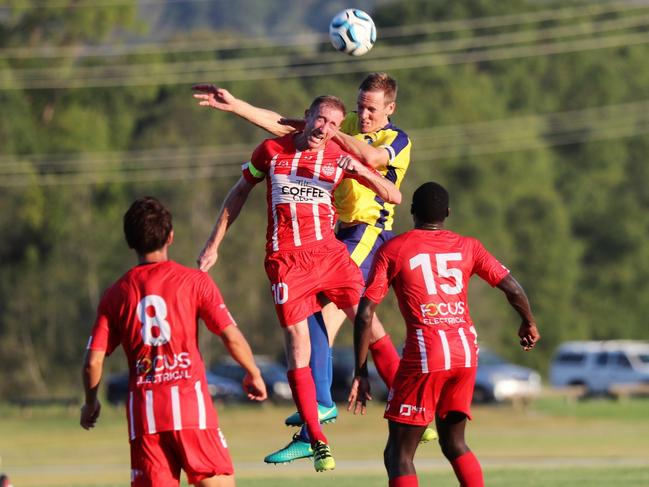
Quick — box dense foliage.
[1,0,648,397]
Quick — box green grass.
[0,398,648,486]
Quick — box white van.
[549,340,649,395]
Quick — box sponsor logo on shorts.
[131,469,143,481]
[420,301,467,325]
[399,404,426,417]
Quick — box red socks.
[389,474,418,487]
[369,333,400,388]
[451,451,484,487]
[287,367,327,445]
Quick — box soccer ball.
[329,9,376,56]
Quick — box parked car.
[473,348,542,403]
[211,355,293,402]
[105,370,246,406]
[549,340,649,395]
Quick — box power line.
[3,99,649,186]
[4,27,649,90]
[9,11,649,82]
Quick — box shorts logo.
[399,404,425,417]
[271,282,289,304]
[131,469,143,481]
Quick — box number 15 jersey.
[364,229,510,373]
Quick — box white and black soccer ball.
[329,9,376,56]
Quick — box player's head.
[356,72,397,133]
[123,196,174,255]
[411,182,450,224]
[300,95,346,150]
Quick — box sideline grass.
[0,398,648,486]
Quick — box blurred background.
[1,0,649,404]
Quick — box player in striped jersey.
[349,182,541,487]
[80,197,267,487]
[193,74,434,463]
[197,95,402,472]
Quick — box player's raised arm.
[496,274,541,351]
[198,176,255,272]
[333,130,389,169]
[220,325,268,401]
[192,84,294,137]
[338,155,402,204]
[80,349,105,430]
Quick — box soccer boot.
[285,403,338,427]
[420,426,439,443]
[313,440,336,472]
[263,433,313,464]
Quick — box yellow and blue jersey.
[334,112,412,280]
[335,111,411,231]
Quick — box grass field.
[1,397,648,486]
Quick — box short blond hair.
[359,72,397,104]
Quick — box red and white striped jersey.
[364,229,510,373]
[243,134,357,252]
[87,260,235,439]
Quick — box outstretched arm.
[198,176,255,272]
[338,156,402,204]
[192,84,294,137]
[334,131,390,169]
[220,325,268,401]
[497,274,541,351]
[348,297,378,415]
[80,349,105,430]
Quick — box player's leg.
[269,312,335,464]
[436,411,483,487]
[283,311,338,428]
[436,367,483,487]
[283,320,335,472]
[384,420,424,486]
[194,474,235,487]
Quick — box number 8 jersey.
[87,260,235,439]
[364,229,510,373]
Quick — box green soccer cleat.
[285,403,338,427]
[420,426,438,443]
[264,433,313,464]
[313,440,336,472]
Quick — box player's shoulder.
[255,134,293,156]
[381,121,411,143]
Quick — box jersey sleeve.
[375,127,411,170]
[87,289,121,356]
[471,239,510,286]
[363,244,394,304]
[242,140,272,184]
[197,273,236,335]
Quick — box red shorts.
[384,366,477,426]
[264,240,364,327]
[130,428,233,486]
